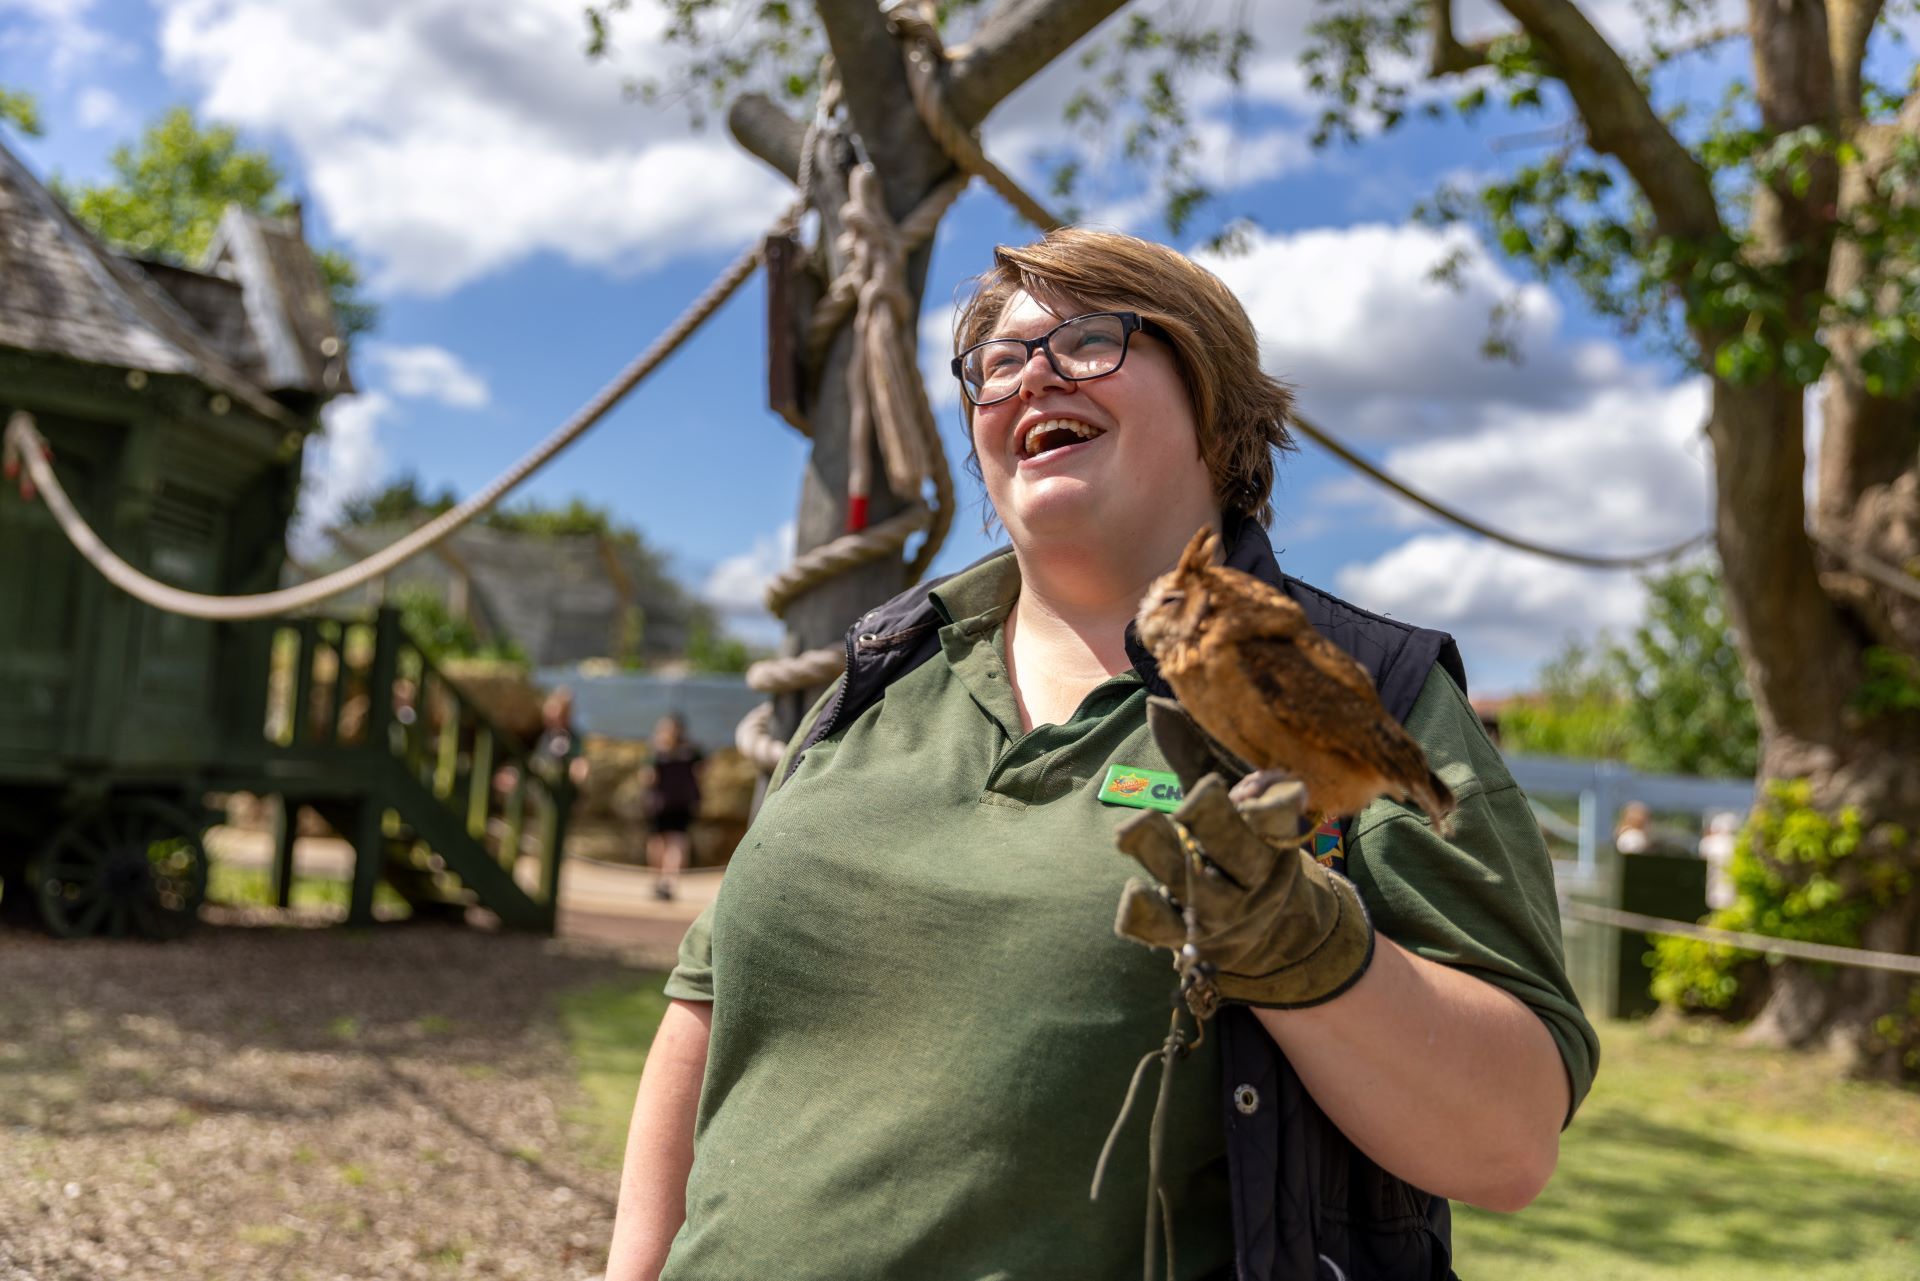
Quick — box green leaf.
[64,106,376,340]
[0,86,43,137]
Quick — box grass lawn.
[560,977,675,1171]
[558,983,1920,1278]
[1456,1018,1920,1280]
[206,860,413,917]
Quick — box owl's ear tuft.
[1180,526,1221,573]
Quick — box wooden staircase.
[237,608,570,930]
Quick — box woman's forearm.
[605,998,713,1281]
[1253,935,1568,1212]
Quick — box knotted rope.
[737,7,1061,770]
[736,139,972,770]
[887,0,1063,233]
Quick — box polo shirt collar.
[928,548,1021,631]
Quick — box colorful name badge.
[1097,764,1184,812]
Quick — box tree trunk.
[742,0,1126,736]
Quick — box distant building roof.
[309,522,709,668]
[202,202,353,397]
[0,136,349,417]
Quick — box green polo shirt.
[660,552,1596,1281]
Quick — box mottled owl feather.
[1135,527,1456,829]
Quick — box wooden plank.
[764,230,812,436]
[433,690,459,799]
[467,726,492,839]
[288,619,316,746]
[269,794,296,909]
[366,607,399,750]
[501,775,526,870]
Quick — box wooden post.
[270,794,296,909]
[502,774,526,870]
[347,798,384,928]
[756,2,952,741]
[289,619,317,747]
[468,726,493,839]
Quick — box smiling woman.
[606,230,1595,1281]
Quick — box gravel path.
[0,909,670,1281]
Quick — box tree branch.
[1494,0,1721,244]
[1828,0,1886,127]
[1648,23,1745,62]
[1428,0,1496,76]
[814,0,949,216]
[945,0,1129,128]
[728,92,807,183]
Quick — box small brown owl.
[1135,527,1455,830]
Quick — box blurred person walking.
[644,714,702,901]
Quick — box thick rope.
[1810,527,1920,603]
[733,700,788,771]
[762,501,931,618]
[0,223,784,622]
[806,174,968,367]
[1561,898,1920,975]
[1289,408,1714,570]
[738,97,971,769]
[888,1,1063,233]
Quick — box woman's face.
[969,290,1217,558]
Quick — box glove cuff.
[1223,859,1375,1010]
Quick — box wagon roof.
[0,139,345,423]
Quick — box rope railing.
[1289,409,1714,570]
[1,222,782,622]
[1560,898,1920,976]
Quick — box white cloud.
[1335,534,1651,692]
[1195,222,1612,441]
[299,390,391,543]
[1325,378,1714,549]
[1294,364,1711,693]
[73,85,125,130]
[0,0,122,82]
[702,521,795,622]
[366,343,490,409]
[154,0,790,295]
[921,302,959,410]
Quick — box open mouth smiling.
[1020,417,1106,461]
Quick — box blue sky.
[6,0,1864,692]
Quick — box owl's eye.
[1160,590,1185,609]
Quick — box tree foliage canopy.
[586,0,1262,239]
[56,107,377,341]
[0,85,42,137]
[1501,560,1760,779]
[1306,0,1920,391]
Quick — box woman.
[643,713,703,901]
[606,230,1596,1281]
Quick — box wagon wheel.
[30,800,209,940]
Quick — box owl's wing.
[1215,608,1380,704]
[1234,630,1435,782]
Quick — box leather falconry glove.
[1113,697,1374,1015]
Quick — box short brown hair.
[953,228,1295,526]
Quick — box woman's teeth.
[1022,419,1105,458]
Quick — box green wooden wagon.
[0,140,569,938]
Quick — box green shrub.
[1652,781,1909,1011]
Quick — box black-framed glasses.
[951,311,1170,407]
